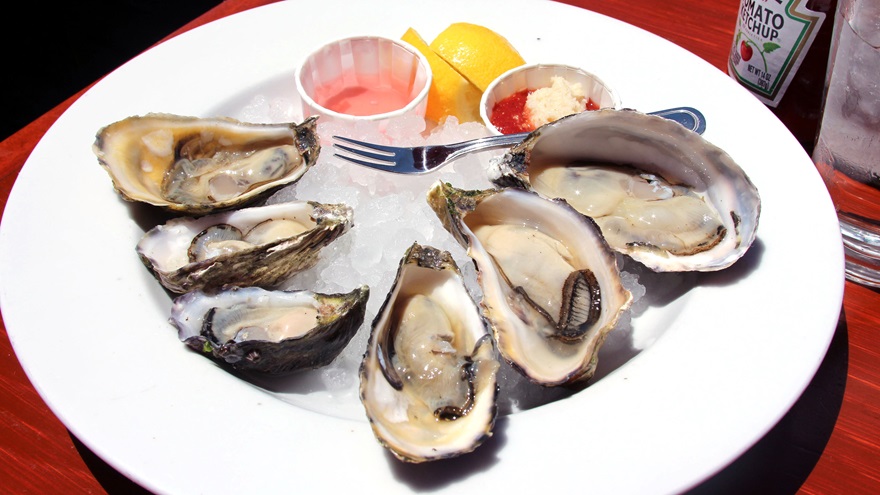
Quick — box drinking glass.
[812,0,880,287]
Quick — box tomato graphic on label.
[734,31,780,75]
[740,40,753,61]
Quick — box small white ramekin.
[480,63,620,135]
[295,36,432,128]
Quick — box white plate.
[0,0,844,493]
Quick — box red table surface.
[1,1,877,493]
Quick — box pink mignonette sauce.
[312,76,414,116]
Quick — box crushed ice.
[240,94,647,415]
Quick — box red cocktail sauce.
[489,89,599,134]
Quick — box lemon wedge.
[429,22,526,92]
[402,27,483,124]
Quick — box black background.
[2,1,224,140]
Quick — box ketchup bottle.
[728,0,838,155]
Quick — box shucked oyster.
[171,285,369,375]
[137,201,352,294]
[427,182,632,387]
[94,113,319,214]
[360,243,499,463]
[491,108,761,272]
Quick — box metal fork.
[332,106,706,174]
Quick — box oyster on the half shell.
[171,285,369,375]
[137,201,352,294]
[490,108,761,272]
[359,243,500,463]
[94,113,320,214]
[427,181,633,387]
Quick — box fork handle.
[444,106,706,160]
[444,132,530,159]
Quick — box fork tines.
[332,135,396,168]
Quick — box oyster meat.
[491,108,761,272]
[427,181,633,387]
[94,113,320,214]
[360,243,499,463]
[137,201,353,294]
[171,285,369,375]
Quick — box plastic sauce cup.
[296,36,432,127]
[481,63,620,135]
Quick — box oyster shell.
[171,285,369,375]
[359,243,499,463]
[137,201,352,294]
[94,113,319,214]
[427,181,632,387]
[490,108,761,272]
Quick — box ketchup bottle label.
[728,0,828,106]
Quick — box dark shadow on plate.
[694,237,766,288]
[622,256,703,310]
[588,253,701,382]
[226,362,337,396]
[122,196,180,234]
[589,312,640,383]
[593,237,766,382]
[119,179,279,234]
[176,349,332,408]
[71,433,155,494]
[684,304,847,494]
[386,415,508,491]
[494,359,577,415]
